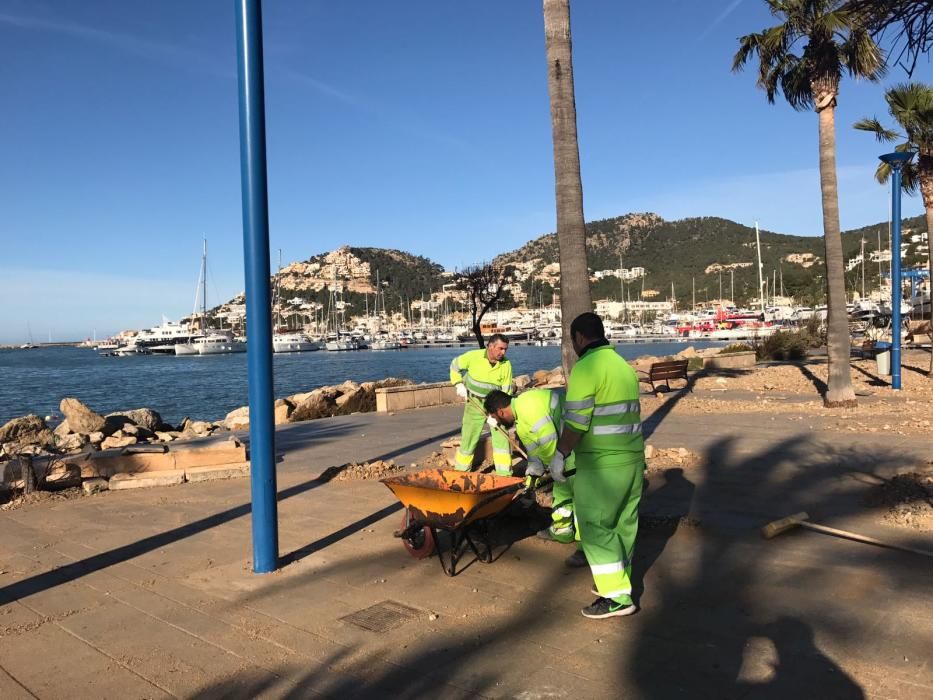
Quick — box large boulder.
[60,397,106,434]
[274,399,294,425]
[53,419,72,438]
[532,369,551,386]
[108,408,167,432]
[0,415,54,449]
[676,346,698,359]
[335,386,367,415]
[224,406,250,431]
[290,390,332,422]
[514,374,532,391]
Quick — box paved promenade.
[1,395,932,699]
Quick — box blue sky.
[1,0,930,342]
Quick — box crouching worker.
[449,334,513,475]
[484,388,576,543]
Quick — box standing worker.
[550,312,644,619]
[449,334,513,475]
[484,388,576,543]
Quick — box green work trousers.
[548,458,576,543]
[573,451,644,605]
[455,401,512,475]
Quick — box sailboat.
[175,240,210,356]
[272,249,322,353]
[324,281,358,351]
[20,323,38,349]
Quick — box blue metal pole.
[890,165,903,391]
[235,0,278,573]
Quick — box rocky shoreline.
[0,345,721,487]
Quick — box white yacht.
[195,333,246,355]
[273,332,322,353]
[369,337,401,350]
[325,337,358,351]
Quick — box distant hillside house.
[785,253,818,267]
[593,266,645,281]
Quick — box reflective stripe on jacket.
[563,345,643,456]
[449,348,512,398]
[512,388,565,465]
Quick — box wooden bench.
[638,360,689,392]
[858,339,877,360]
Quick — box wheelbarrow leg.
[464,521,494,564]
[435,528,467,577]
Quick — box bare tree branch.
[453,263,508,348]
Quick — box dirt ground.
[866,468,933,531]
[637,349,933,437]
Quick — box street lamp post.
[235,0,279,573]
[879,150,915,391]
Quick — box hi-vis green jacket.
[449,349,512,398]
[563,344,643,457]
[512,388,564,468]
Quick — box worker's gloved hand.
[486,416,499,429]
[455,383,468,400]
[525,457,545,478]
[549,451,567,483]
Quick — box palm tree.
[733,0,885,407]
[542,0,592,374]
[855,81,933,373]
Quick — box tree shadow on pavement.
[0,426,459,607]
[189,427,933,699]
[795,362,829,397]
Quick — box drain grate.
[340,600,421,633]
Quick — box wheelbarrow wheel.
[400,511,435,559]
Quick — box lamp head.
[879,151,916,170]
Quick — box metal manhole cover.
[340,600,421,633]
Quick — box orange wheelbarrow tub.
[381,468,526,576]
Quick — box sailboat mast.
[754,221,765,314]
[201,239,208,331]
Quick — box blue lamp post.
[879,150,915,391]
[235,0,278,573]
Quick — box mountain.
[496,212,929,307]
[210,213,928,323]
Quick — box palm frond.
[853,116,901,142]
[840,27,886,80]
[875,161,892,185]
[733,33,762,73]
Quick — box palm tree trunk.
[543,0,592,374]
[817,103,857,407]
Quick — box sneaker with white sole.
[581,597,637,619]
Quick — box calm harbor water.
[0,341,724,425]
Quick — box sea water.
[0,342,723,425]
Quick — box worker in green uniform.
[551,312,644,619]
[483,388,576,543]
[449,334,513,475]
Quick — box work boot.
[565,549,588,568]
[538,527,575,543]
[581,597,637,619]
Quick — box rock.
[532,369,550,385]
[514,374,532,390]
[122,423,140,436]
[290,391,332,422]
[274,399,294,425]
[335,387,367,414]
[82,478,109,495]
[337,380,361,395]
[546,369,565,386]
[101,414,132,437]
[154,431,176,442]
[189,421,213,435]
[100,435,137,450]
[0,415,55,451]
[56,433,88,452]
[176,417,191,432]
[60,398,106,434]
[644,444,656,460]
[87,431,104,446]
[676,346,698,359]
[53,420,72,438]
[287,391,316,405]
[113,408,167,432]
[224,407,250,431]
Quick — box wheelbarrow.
[381,468,529,576]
